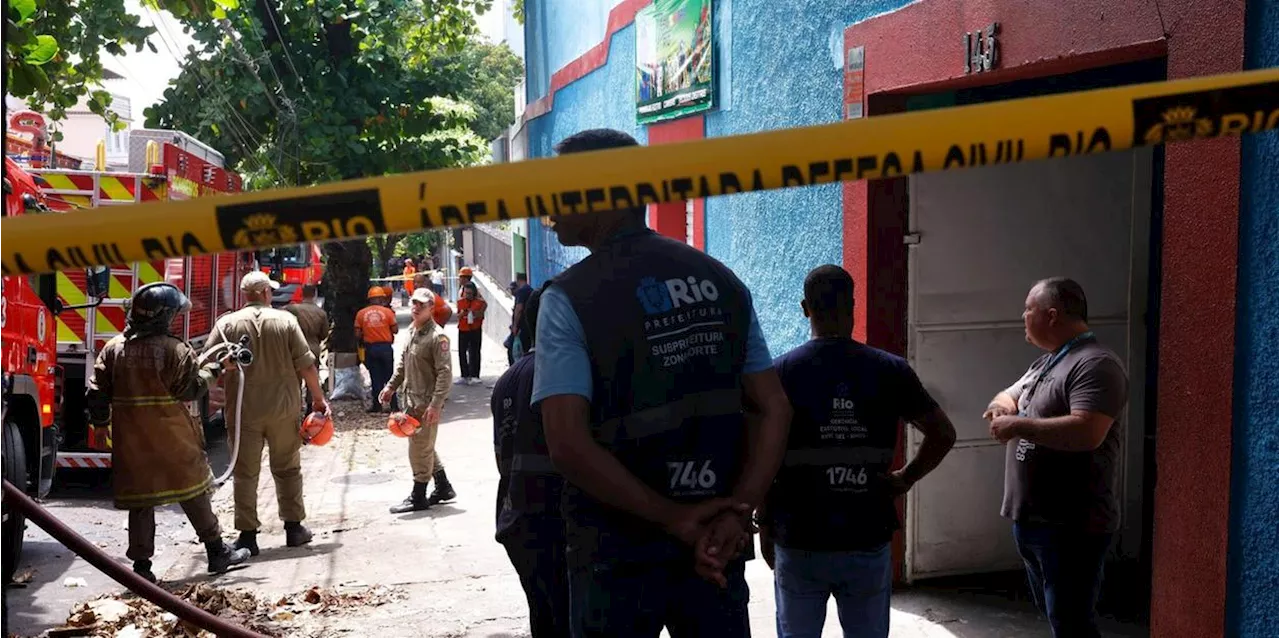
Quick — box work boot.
[233,530,260,556]
[389,481,430,514]
[367,403,382,414]
[426,469,456,506]
[133,560,157,584]
[284,522,313,547]
[206,540,251,574]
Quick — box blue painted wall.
[524,8,648,288]
[525,0,626,102]
[1226,0,1278,634]
[523,0,912,356]
[702,0,907,353]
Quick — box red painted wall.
[1149,3,1243,635]
[646,115,706,249]
[841,1,1243,635]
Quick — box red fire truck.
[256,242,325,307]
[1,156,110,582]
[28,137,261,471]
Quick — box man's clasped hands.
[662,498,755,588]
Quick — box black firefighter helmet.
[124,282,191,339]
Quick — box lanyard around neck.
[1021,331,1094,411]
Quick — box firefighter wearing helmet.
[85,282,252,583]
[355,285,399,413]
[380,287,457,513]
[204,271,328,555]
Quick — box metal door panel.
[911,327,1042,442]
[909,152,1137,329]
[908,444,1021,575]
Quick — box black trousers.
[364,342,397,409]
[458,330,482,379]
[502,517,570,638]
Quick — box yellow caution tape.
[4,68,1276,276]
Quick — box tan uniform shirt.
[206,303,316,426]
[388,321,452,417]
[86,334,221,509]
[285,300,329,362]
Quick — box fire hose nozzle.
[227,334,254,366]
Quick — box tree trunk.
[372,233,404,277]
[321,239,371,353]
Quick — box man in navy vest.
[532,128,792,638]
[492,286,569,638]
[761,265,957,638]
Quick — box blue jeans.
[774,543,892,638]
[1013,522,1113,638]
[569,557,750,638]
[364,342,396,410]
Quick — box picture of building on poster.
[635,0,714,124]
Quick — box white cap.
[241,270,280,292]
[410,288,435,305]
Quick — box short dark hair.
[554,128,639,155]
[803,265,855,320]
[1035,277,1089,322]
[554,129,645,218]
[301,284,318,298]
[519,286,545,349]
[462,281,478,293]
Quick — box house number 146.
[964,22,1000,74]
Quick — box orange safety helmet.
[381,285,394,298]
[387,412,420,438]
[367,286,388,300]
[300,411,334,446]
[458,267,473,277]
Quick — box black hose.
[2,479,266,638]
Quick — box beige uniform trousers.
[233,417,305,531]
[409,425,444,483]
[128,492,221,562]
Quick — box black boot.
[426,469,456,506]
[389,481,430,513]
[284,521,313,547]
[133,560,157,583]
[233,530,260,556]
[206,540,252,574]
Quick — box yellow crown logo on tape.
[1145,105,1216,144]
[232,213,298,248]
[1161,105,1198,124]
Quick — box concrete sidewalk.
[141,323,1142,637]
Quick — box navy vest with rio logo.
[550,228,752,565]
[766,338,937,552]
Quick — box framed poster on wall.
[635,0,715,124]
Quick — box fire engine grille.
[214,254,237,319]
[189,255,215,337]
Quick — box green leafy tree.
[146,0,506,353]
[433,38,523,142]
[2,0,213,131]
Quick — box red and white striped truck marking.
[55,452,112,469]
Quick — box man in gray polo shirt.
[983,277,1129,638]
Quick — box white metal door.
[904,149,1152,580]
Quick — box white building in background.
[4,68,132,169]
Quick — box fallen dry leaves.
[45,581,405,637]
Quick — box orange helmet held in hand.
[387,412,420,438]
[300,411,334,446]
